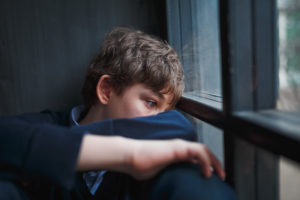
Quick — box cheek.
[123,100,150,118]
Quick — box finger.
[209,151,226,180]
[201,147,226,180]
[191,144,212,178]
[190,157,199,164]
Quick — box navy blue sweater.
[0,109,196,199]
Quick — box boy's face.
[104,83,173,120]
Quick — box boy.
[0,27,235,199]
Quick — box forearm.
[76,134,131,173]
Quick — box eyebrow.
[153,90,165,100]
[152,90,175,110]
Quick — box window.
[166,0,300,200]
[277,0,300,111]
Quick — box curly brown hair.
[81,27,184,109]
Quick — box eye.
[145,100,157,108]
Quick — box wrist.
[117,137,137,174]
[77,135,135,172]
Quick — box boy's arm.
[77,134,225,180]
[0,115,84,189]
[72,110,197,141]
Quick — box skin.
[76,75,226,180]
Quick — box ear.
[96,74,113,105]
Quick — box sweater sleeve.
[72,110,197,141]
[0,114,84,189]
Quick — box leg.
[133,163,237,200]
[92,163,237,200]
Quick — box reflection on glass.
[185,0,221,96]
[167,0,222,109]
[277,0,300,111]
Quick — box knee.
[149,163,237,200]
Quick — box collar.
[69,105,86,126]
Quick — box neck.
[79,104,105,125]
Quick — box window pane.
[277,0,300,111]
[279,156,300,200]
[184,113,224,166]
[167,0,222,109]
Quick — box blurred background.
[0,0,167,115]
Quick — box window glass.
[279,156,300,200]
[184,113,224,166]
[277,0,300,111]
[167,0,222,109]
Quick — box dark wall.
[0,0,166,115]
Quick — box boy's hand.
[126,139,225,180]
